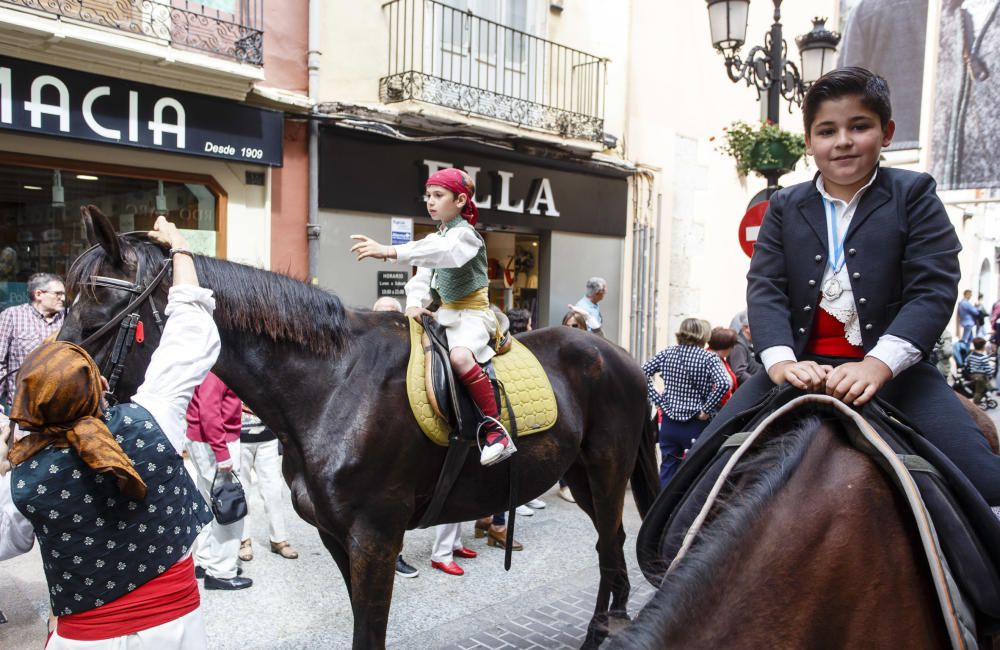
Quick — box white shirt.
[760,172,922,377]
[393,225,482,311]
[0,285,221,561]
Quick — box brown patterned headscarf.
[7,342,147,500]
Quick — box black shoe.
[195,566,242,579]
[395,554,419,578]
[203,574,253,590]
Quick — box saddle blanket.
[406,318,557,446]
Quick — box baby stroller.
[951,363,999,411]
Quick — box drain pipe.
[306,0,322,284]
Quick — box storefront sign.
[377,271,408,297]
[320,129,628,237]
[390,217,413,245]
[0,55,283,166]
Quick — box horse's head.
[59,205,171,402]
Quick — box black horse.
[59,207,659,649]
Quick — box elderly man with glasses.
[0,273,65,412]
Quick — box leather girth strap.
[414,316,521,573]
[416,315,472,530]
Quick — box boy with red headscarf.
[351,168,515,467]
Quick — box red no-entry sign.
[738,200,769,258]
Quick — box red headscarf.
[426,168,479,226]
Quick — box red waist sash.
[806,307,865,359]
[55,555,200,642]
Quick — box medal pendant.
[822,277,843,301]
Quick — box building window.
[0,161,221,310]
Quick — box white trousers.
[239,439,288,544]
[47,607,206,649]
[186,439,243,579]
[431,522,465,563]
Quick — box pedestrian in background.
[572,277,607,335]
[506,308,532,335]
[643,318,730,488]
[958,289,977,344]
[238,406,298,563]
[186,372,252,590]
[965,337,995,405]
[707,327,739,407]
[728,311,761,385]
[0,273,65,413]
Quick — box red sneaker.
[430,560,464,576]
[452,546,478,559]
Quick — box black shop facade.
[316,126,629,340]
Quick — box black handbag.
[210,469,248,525]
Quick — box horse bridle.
[70,234,173,403]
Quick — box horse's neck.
[634,424,942,648]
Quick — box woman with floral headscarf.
[0,217,221,649]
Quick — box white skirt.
[47,607,206,649]
[437,307,497,364]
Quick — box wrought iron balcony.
[380,0,606,141]
[0,0,263,65]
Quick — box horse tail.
[630,409,660,520]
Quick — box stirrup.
[477,416,517,467]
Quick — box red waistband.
[56,555,200,641]
[806,307,865,359]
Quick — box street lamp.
[705,1,839,117]
[704,0,840,189]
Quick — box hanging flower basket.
[716,120,806,177]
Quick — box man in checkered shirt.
[0,273,65,412]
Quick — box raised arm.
[131,218,221,452]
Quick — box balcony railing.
[1,0,263,65]
[380,0,606,141]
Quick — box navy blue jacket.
[747,167,961,359]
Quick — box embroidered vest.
[431,218,489,304]
[10,403,212,616]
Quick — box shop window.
[0,163,219,310]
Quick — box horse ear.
[81,205,123,266]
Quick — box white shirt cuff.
[867,335,923,377]
[165,285,216,313]
[760,346,797,373]
[392,241,417,265]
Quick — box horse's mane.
[617,415,824,647]
[66,234,348,356]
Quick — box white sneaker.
[526,498,546,509]
[480,438,517,466]
[516,504,534,516]
[478,417,517,466]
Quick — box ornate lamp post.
[705,0,840,190]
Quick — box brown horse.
[59,207,660,649]
[609,410,952,649]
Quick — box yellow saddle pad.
[406,318,558,446]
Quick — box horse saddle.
[406,315,557,447]
[636,387,1000,647]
